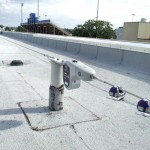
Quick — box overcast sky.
[0,0,150,29]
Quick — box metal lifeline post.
[49,58,96,111]
[49,58,64,111]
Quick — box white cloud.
[0,0,9,9]
[0,0,150,29]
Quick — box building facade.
[122,21,150,42]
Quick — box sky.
[0,0,150,29]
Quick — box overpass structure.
[0,32,150,150]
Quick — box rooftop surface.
[0,35,150,150]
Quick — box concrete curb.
[2,31,150,74]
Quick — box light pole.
[37,0,39,19]
[37,0,39,33]
[45,14,47,20]
[21,3,23,24]
[132,13,135,22]
[96,0,99,38]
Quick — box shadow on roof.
[0,120,22,131]
[0,106,49,116]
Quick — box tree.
[15,26,26,32]
[63,28,73,34]
[73,19,116,39]
[5,26,11,31]
[0,25,4,28]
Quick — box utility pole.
[96,0,99,38]
[45,14,47,20]
[132,13,135,22]
[37,0,39,33]
[37,0,39,19]
[21,3,23,24]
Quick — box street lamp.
[96,0,99,38]
[45,14,47,20]
[132,13,135,22]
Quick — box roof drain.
[10,60,23,66]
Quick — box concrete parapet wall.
[97,47,123,65]
[41,38,49,47]
[66,42,80,54]
[2,31,150,74]
[56,40,67,51]
[48,39,57,49]
[122,51,150,73]
[79,44,98,59]
[36,37,43,45]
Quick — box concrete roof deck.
[0,35,150,150]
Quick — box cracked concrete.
[18,97,100,131]
[16,71,45,100]
[0,35,150,150]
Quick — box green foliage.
[5,26,11,31]
[4,26,16,31]
[15,26,26,32]
[64,28,73,34]
[0,25,4,28]
[73,20,116,39]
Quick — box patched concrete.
[19,97,100,131]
